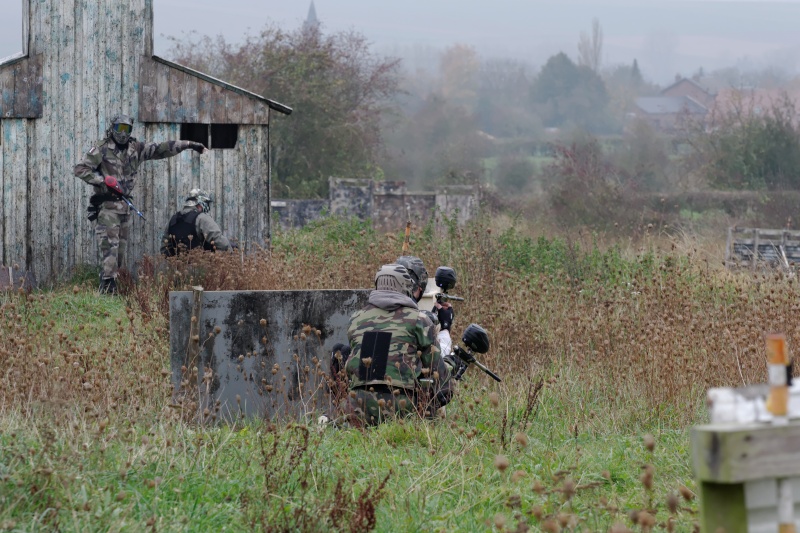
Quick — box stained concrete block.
[170,289,370,422]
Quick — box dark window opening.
[180,123,209,147]
[210,124,239,149]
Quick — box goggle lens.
[113,123,132,134]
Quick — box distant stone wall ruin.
[272,178,479,232]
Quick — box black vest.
[163,210,216,256]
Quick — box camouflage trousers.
[340,385,438,426]
[95,204,131,280]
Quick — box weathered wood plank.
[225,92,243,124]
[210,84,226,124]
[58,0,78,275]
[192,75,209,125]
[29,1,53,281]
[183,75,199,123]
[0,136,4,264]
[0,67,15,117]
[259,126,270,248]
[138,58,157,122]
[155,60,170,122]
[4,120,28,270]
[171,69,188,123]
[692,421,800,483]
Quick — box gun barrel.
[438,293,465,302]
[473,360,502,382]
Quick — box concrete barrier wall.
[272,178,479,232]
[170,289,370,422]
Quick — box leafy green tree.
[531,52,612,132]
[167,24,400,198]
[685,94,800,190]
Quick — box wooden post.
[753,229,761,271]
[766,333,790,424]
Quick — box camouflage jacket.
[346,290,453,401]
[159,204,232,254]
[74,136,196,214]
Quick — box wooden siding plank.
[170,69,188,123]
[196,75,211,124]
[0,130,4,264]
[257,126,269,248]
[59,0,77,275]
[82,0,101,269]
[0,67,14,117]
[253,101,269,125]
[155,61,170,122]
[75,0,91,268]
[138,58,157,122]
[30,1,54,281]
[243,126,259,250]
[184,74,199,123]
[210,83,226,124]
[6,120,28,270]
[225,92,243,124]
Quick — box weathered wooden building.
[0,0,290,282]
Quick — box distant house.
[713,86,800,125]
[0,0,291,282]
[631,77,715,132]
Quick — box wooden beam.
[692,421,800,483]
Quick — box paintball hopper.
[435,266,457,292]
[462,323,490,354]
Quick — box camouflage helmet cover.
[109,114,133,145]
[395,255,428,293]
[374,264,415,298]
[186,188,213,213]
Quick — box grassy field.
[2,215,792,532]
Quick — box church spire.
[304,2,319,30]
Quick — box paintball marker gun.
[104,176,146,220]
[452,323,501,382]
[433,266,465,303]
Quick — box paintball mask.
[187,188,213,213]
[109,114,133,145]
[396,255,429,301]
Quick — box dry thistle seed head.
[667,492,679,514]
[541,519,559,533]
[532,480,545,494]
[679,485,694,501]
[514,432,529,447]
[494,514,507,529]
[609,524,632,533]
[511,470,526,483]
[494,454,510,472]
[489,392,500,407]
[643,434,655,452]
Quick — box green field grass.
[7,216,786,532]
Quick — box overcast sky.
[2,0,800,84]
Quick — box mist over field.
[2,1,800,83]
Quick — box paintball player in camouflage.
[73,114,207,294]
[342,263,458,426]
[160,188,232,256]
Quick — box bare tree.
[578,18,603,72]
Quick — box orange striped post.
[766,333,791,424]
[766,333,796,533]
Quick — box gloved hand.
[104,175,125,196]
[188,142,207,154]
[436,305,454,331]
